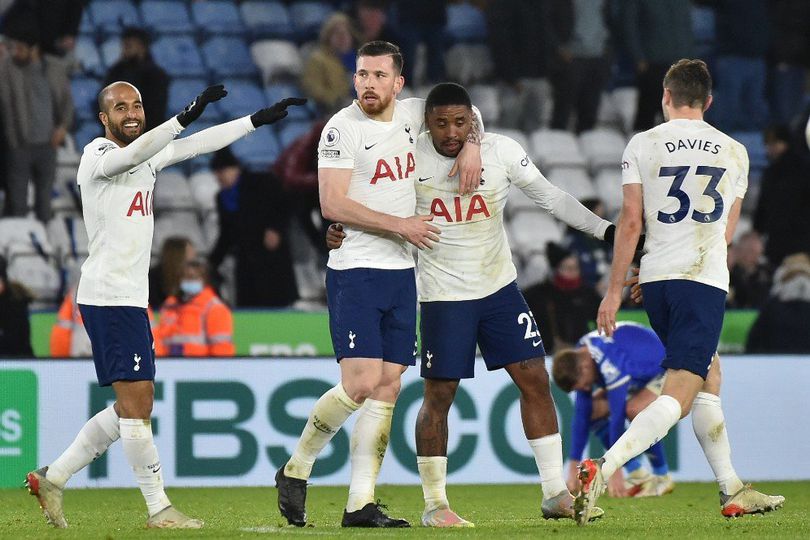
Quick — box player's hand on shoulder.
[449,142,482,195]
[326,223,346,250]
[176,84,228,127]
[251,97,308,128]
[398,214,441,250]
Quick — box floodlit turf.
[1,481,807,538]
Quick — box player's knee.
[424,382,457,412]
[626,401,644,419]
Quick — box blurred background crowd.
[0,0,808,357]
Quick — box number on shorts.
[518,311,539,340]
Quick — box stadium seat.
[240,1,294,40]
[611,87,638,134]
[445,3,488,43]
[468,84,500,125]
[74,121,104,151]
[444,44,493,85]
[547,166,596,201]
[189,171,220,212]
[289,2,335,41]
[491,129,529,153]
[167,78,209,117]
[215,79,266,119]
[154,169,194,211]
[508,211,563,256]
[140,1,194,34]
[594,169,623,217]
[89,0,142,36]
[201,37,259,79]
[530,129,587,169]
[191,0,244,36]
[50,177,78,216]
[201,209,219,251]
[692,5,716,57]
[79,8,94,36]
[7,254,62,306]
[278,120,314,149]
[46,215,89,258]
[71,77,102,121]
[506,185,538,217]
[231,128,281,171]
[578,128,626,171]
[518,252,550,288]
[265,84,313,120]
[151,36,206,77]
[99,37,122,69]
[251,40,303,84]
[730,131,767,171]
[595,92,622,130]
[0,217,54,259]
[153,212,206,255]
[75,37,104,77]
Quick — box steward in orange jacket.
[154,260,235,357]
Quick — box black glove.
[250,97,308,128]
[603,223,646,251]
[176,85,228,127]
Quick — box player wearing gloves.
[25,81,304,530]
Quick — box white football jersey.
[318,98,425,270]
[77,138,177,307]
[622,119,749,291]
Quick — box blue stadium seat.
[89,0,141,35]
[231,128,281,171]
[240,1,294,40]
[731,131,768,171]
[140,1,195,34]
[265,84,313,120]
[445,4,488,43]
[71,77,102,121]
[100,37,122,68]
[192,1,244,36]
[79,9,94,36]
[168,78,210,117]
[201,37,258,79]
[278,120,314,149]
[75,37,104,77]
[215,79,266,119]
[151,36,206,77]
[74,121,104,150]
[289,2,334,41]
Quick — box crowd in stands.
[0,0,809,356]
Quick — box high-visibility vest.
[154,286,235,357]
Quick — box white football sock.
[346,399,394,512]
[285,383,360,481]
[47,404,120,489]
[528,433,567,499]
[692,392,744,495]
[120,418,171,517]
[603,395,681,479]
[417,456,450,512]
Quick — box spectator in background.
[104,27,168,132]
[619,0,693,131]
[564,198,611,293]
[209,148,298,307]
[753,125,810,266]
[148,236,196,310]
[524,242,601,354]
[0,22,73,222]
[728,231,772,309]
[1,0,84,58]
[154,259,235,357]
[698,0,770,131]
[0,255,34,357]
[746,252,810,353]
[393,0,446,85]
[768,0,810,128]
[301,13,354,116]
[353,0,399,48]
[542,0,612,133]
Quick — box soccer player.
[274,42,483,528]
[553,322,673,498]
[574,59,785,525]
[329,82,616,527]
[25,81,305,529]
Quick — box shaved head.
[97,81,141,113]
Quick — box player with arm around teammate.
[24,81,305,529]
[329,82,616,527]
[553,322,674,499]
[574,59,784,525]
[274,42,484,528]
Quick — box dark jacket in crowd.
[523,279,601,354]
[697,0,769,57]
[0,281,34,357]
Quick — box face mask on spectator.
[179,280,204,298]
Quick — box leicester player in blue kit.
[574,59,784,524]
[553,322,673,498]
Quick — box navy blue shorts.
[326,267,417,366]
[79,304,156,386]
[641,280,726,379]
[419,282,546,379]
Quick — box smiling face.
[353,54,403,118]
[426,104,472,158]
[98,82,145,146]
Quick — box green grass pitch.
[1,482,807,538]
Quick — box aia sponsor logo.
[370,152,415,184]
[430,195,490,222]
[126,190,153,217]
